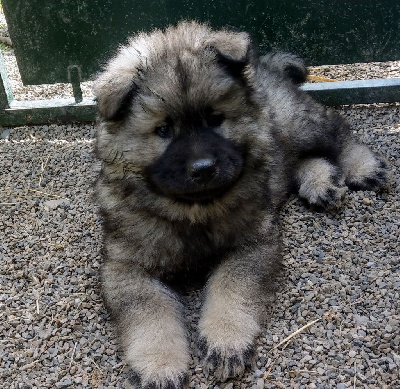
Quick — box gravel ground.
[1,14,400,389]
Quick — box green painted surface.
[2,0,400,85]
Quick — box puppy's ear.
[95,80,137,122]
[215,50,250,80]
[208,30,251,61]
[207,30,253,80]
[94,50,141,121]
[259,52,308,84]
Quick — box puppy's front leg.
[101,261,190,389]
[198,228,282,381]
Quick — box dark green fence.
[1,0,400,125]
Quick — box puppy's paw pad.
[347,158,389,192]
[198,337,253,381]
[126,370,188,389]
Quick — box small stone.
[256,378,264,389]
[222,383,233,389]
[254,369,264,378]
[0,129,11,139]
[43,198,70,210]
[363,197,372,205]
[56,380,73,388]
[297,316,306,325]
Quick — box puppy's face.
[147,123,244,203]
[95,22,271,218]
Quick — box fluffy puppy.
[94,21,388,388]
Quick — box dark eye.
[155,123,173,138]
[205,112,224,128]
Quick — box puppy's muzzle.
[146,132,244,203]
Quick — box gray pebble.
[56,380,73,388]
[253,369,264,378]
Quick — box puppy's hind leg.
[295,157,347,210]
[339,142,389,192]
[101,262,190,389]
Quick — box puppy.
[94,21,388,388]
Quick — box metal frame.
[0,50,96,126]
[1,47,399,126]
[302,78,400,106]
[0,97,96,126]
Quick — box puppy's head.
[95,21,270,218]
[94,21,254,122]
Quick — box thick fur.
[94,21,389,389]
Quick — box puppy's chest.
[157,223,235,285]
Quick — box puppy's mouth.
[147,165,242,204]
[171,181,237,204]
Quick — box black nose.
[188,158,216,182]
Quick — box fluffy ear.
[207,30,253,80]
[94,46,142,121]
[208,30,251,61]
[259,52,308,84]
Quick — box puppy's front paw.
[120,303,190,389]
[197,299,258,381]
[198,337,254,381]
[126,370,188,389]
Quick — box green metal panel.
[2,0,400,86]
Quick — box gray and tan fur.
[94,21,388,389]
